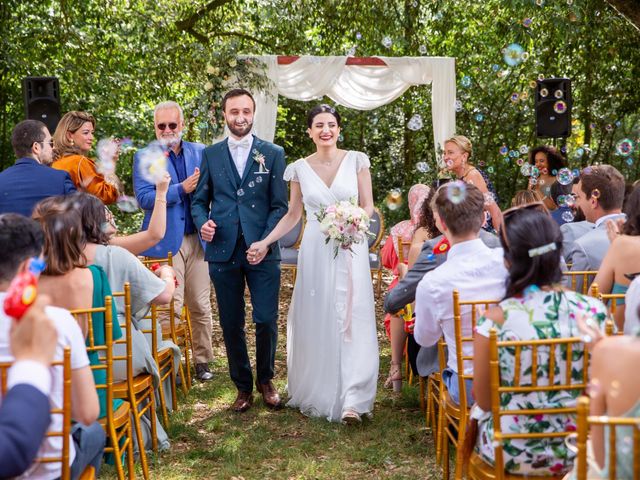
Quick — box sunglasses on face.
[500,201,550,248]
[156,123,178,131]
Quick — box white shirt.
[228,134,254,177]
[414,238,507,374]
[0,293,90,480]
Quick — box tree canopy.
[2,0,639,228]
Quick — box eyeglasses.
[156,123,178,131]
[38,140,54,147]
[500,201,550,248]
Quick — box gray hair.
[154,101,184,122]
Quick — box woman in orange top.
[52,111,121,204]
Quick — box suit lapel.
[220,139,240,188]
[239,136,260,186]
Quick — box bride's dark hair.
[307,104,342,128]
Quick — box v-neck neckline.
[303,151,350,190]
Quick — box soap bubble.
[510,93,520,103]
[499,145,509,156]
[484,192,496,205]
[416,162,431,173]
[554,89,564,99]
[519,145,529,154]
[237,188,245,197]
[626,158,634,166]
[454,100,463,112]
[556,168,574,185]
[561,211,575,223]
[248,181,255,188]
[385,189,403,210]
[605,124,613,132]
[530,178,538,185]
[137,141,169,183]
[382,36,392,48]
[503,43,525,66]
[554,100,568,114]
[116,195,139,213]
[407,114,424,131]
[446,181,467,204]
[461,75,472,87]
[475,113,484,122]
[96,139,118,175]
[520,164,532,176]
[256,176,263,183]
[516,158,524,166]
[487,166,495,173]
[540,88,549,98]
[492,64,500,72]
[616,138,634,157]
[418,44,428,54]
[522,18,533,27]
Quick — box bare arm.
[151,265,177,305]
[71,366,100,425]
[110,173,170,255]
[408,228,429,268]
[357,167,374,218]
[247,181,304,264]
[467,170,503,232]
[472,306,504,411]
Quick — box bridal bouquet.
[316,199,374,258]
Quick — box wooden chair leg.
[376,270,383,296]
[177,360,188,397]
[454,421,466,480]
[150,386,158,453]
[442,425,450,480]
[156,373,170,428]
[436,400,445,464]
[419,377,425,412]
[130,398,150,480]
[126,422,135,480]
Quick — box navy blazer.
[191,136,288,263]
[0,158,76,217]
[133,141,206,257]
[0,384,51,477]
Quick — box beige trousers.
[171,234,214,363]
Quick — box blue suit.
[133,141,205,257]
[192,136,287,392]
[0,384,51,477]
[0,157,76,217]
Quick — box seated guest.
[76,193,178,451]
[52,111,121,204]
[0,213,104,479]
[414,182,507,404]
[591,184,640,330]
[0,296,57,477]
[560,178,594,251]
[565,165,626,292]
[549,180,574,226]
[624,275,640,335]
[511,189,542,208]
[380,183,431,391]
[528,145,567,210]
[0,120,76,217]
[444,135,503,232]
[472,207,608,476]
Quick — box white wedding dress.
[284,151,379,422]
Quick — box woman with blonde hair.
[443,135,503,232]
[52,111,121,204]
[511,189,543,207]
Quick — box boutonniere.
[427,237,450,261]
[252,149,269,174]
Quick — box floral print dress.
[475,289,608,476]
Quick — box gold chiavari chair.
[0,348,73,479]
[427,337,446,456]
[112,283,157,480]
[576,396,640,480]
[369,207,386,297]
[591,283,625,334]
[562,270,598,295]
[440,290,500,480]
[468,330,590,480]
[280,216,305,284]
[395,237,415,390]
[71,297,135,480]
[140,253,192,396]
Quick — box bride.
[248,104,379,424]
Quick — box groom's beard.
[227,119,253,138]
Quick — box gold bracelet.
[155,199,167,204]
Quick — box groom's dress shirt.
[414,238,507,375]
[228,135,253,177]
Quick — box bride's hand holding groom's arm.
[247,181,304,265]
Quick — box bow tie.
[228,136,252,149]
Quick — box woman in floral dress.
[472,205,609,476]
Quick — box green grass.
[103,272,442,479]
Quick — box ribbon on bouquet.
[335,248,355,343]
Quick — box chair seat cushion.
[279,247,299,265]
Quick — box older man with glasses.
[133,101,215,382]
[0,120,76,217]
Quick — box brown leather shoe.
[256,381,282,410]
[231,391,253,413]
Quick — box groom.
[192,88,288,413]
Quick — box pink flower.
[550,463,565,473]
[565,423,576,432]
[534,414,544,422]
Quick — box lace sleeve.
[283,161,299,182]
[355,151,371,172]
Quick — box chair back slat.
[368,208,385,251]
[0,348,72,478]
[111,283,134,386]
[562,270,598,294]
[396,236,412,264]
[452,290,500,412]
[577,396,640,480]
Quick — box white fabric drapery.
[248,55,456,156]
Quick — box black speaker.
[22,77,62,134]
[535,78,571,138]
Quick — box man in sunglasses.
[133,101,215,382]
[0,120,76,217]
